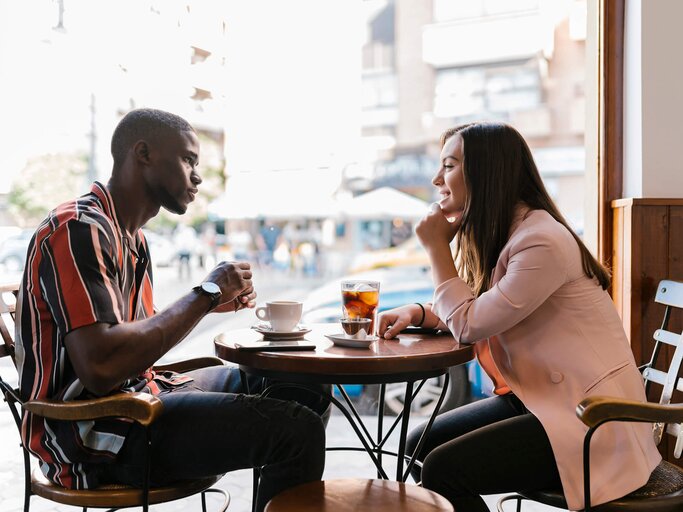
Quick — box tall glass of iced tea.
[341,280,380,335]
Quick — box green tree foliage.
[8,153,88,228]
[11,132,225,233]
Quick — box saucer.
[324,333,378,348]
[251,324,312,340]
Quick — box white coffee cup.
[255,301,303,332]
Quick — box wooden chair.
[264,478,453,512]
[497,279,683,511]
[0,282,230,512]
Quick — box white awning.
[338,187,429,220]
[209,180,430,222]
[208,168,341,219]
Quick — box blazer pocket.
[583,360,631,394]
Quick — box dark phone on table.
[235,341,317,351]
[399,326,441,335]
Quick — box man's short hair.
[111,108,195,165]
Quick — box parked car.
[143,230,177,267]
[348,236,429,273]
[0,229,33,273]
[0,228,178,273]
[302,266,493,415]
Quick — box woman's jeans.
[407,393,562,512]
[97,365,330,512]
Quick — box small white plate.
[251,324,312,340]
[324,333,379,348]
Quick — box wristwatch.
[192,281,222,311]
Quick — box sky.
[0,0,362,194]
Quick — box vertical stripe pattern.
[16,182,188,489]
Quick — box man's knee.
[288,404,325,447]
[278,404,326,477]
[261,398,325,447]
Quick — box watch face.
[202,282,221,295]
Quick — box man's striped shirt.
[15,182,191,489]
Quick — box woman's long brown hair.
[442,123,610,296]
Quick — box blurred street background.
[0,1,587,510]
[0,262,559,512]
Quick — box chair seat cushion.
[31,468,224,507]
[520,461,683,511]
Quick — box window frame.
[597,0,624,270]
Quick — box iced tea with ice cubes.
[341,280,380,334]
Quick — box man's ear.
[132,140,151,164]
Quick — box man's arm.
[65,261,254,396]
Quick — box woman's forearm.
[426,243,459,286]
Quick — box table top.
[214,323,474,384]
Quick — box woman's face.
[432,133,467,217]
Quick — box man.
[15,108,327,512]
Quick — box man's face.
[144,129,201,215]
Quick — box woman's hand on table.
[379,304,422,339]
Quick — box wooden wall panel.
[670,206,683,278]
[612,198,683,465]
[635,207,669,365]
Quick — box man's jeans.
[97,365,330,512]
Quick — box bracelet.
[414,303,426,327]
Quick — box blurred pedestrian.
[173,223,197,279]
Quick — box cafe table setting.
[213,283,474,483]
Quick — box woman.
[378,123,660,511]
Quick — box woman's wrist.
[413,303,426,327]
[423,303,437,329]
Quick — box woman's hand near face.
[416,204,461,287]
[415,203,461,251]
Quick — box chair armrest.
[153,356,224,373]
[0,283,19,294]
[577,395,683,428]
[23,392,163,426]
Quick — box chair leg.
[496,494,525,512]
[252,467,261,512]
[22,450,31,512]
[141,428,154,512]
[202,488,231,512]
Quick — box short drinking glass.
[341,280,380,335]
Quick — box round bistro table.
[214,323,474,482]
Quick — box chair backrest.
[641,279,683,456]
[0,282,18,367]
